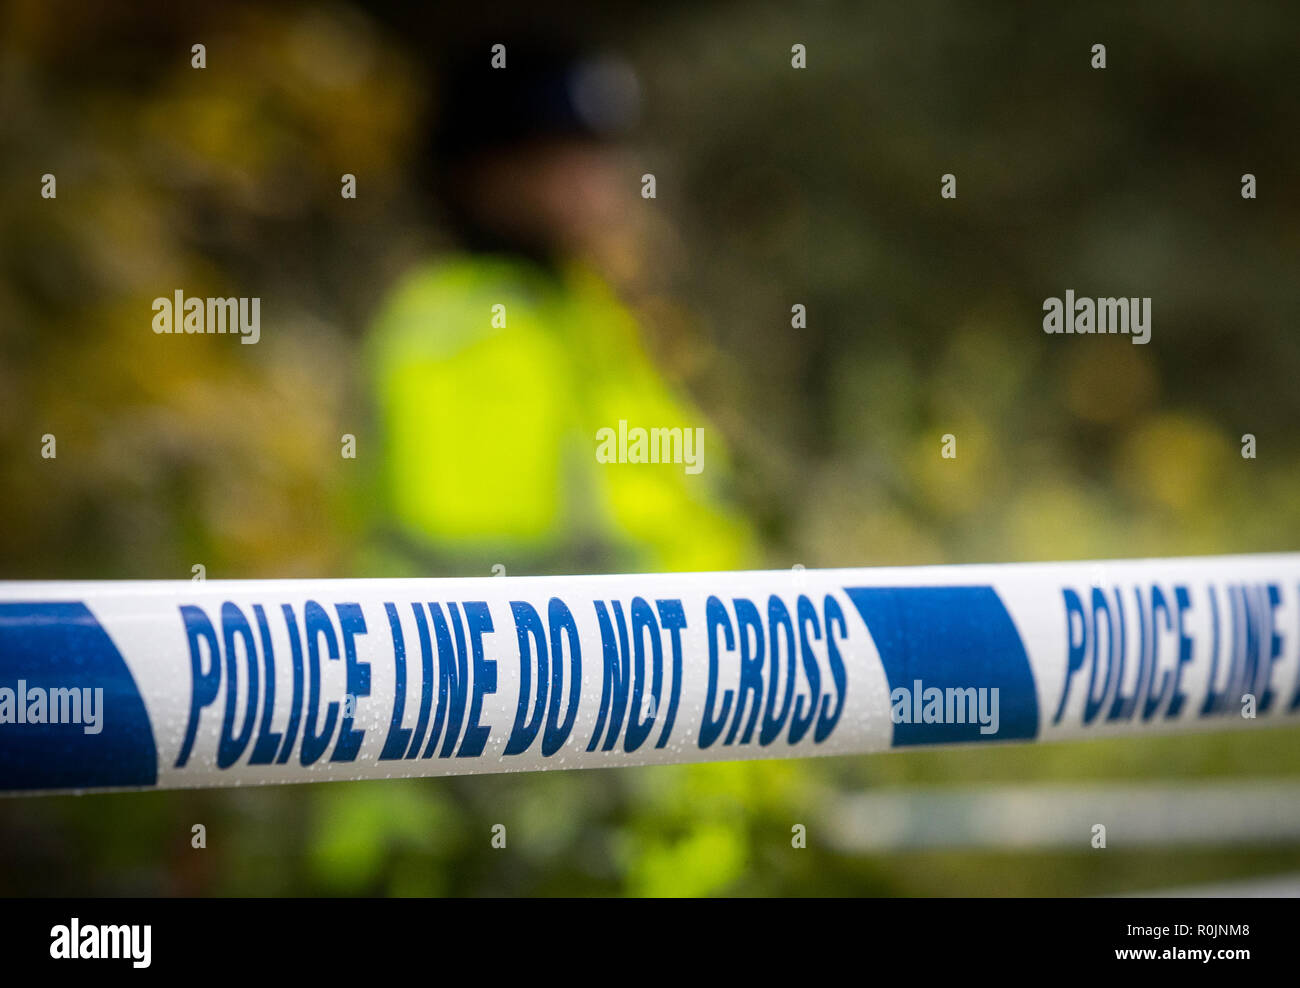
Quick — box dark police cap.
[433,41,641,158]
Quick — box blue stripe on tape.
[0,602,157,790]
[844,586,1039,746]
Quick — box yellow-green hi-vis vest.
[366,255,754,575]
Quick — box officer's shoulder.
[369,255,547,357]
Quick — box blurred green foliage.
[2,0,1299,895]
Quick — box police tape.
[2,554,1298,794]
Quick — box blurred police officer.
[366,42,753,575]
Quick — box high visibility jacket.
[366,254,753,573]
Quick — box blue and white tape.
[2,554,1298,794]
